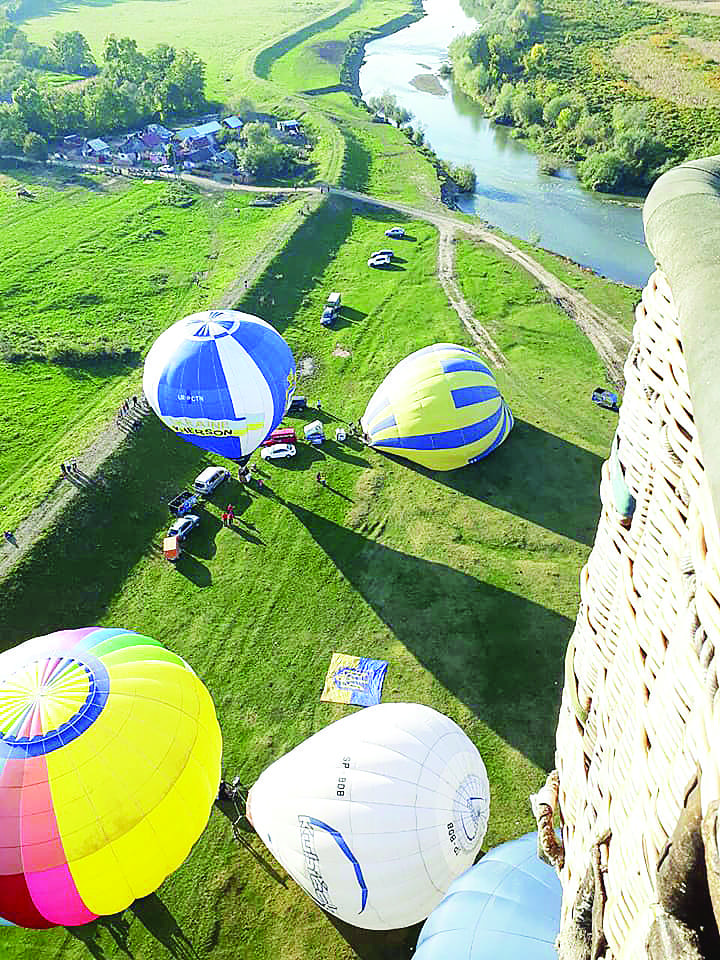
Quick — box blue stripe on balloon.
[364,393,390,427]
[467,404,512,463]
[370,412,397,433]
[441,357,493,377]
[451,385,500,409]
[308,818,368,913]
[376,405,504,452]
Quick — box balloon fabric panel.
[362,344,512,470]
[0,627,222,927]
[248,703,490,930]
[143,310,296,461]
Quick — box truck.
[321,292,341,327]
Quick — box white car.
[261,443,296,460]
[385,227,406,239]
[368,253,393,269]
[167,514,200,540]
[193,466,230,495]
[371,249,394,259]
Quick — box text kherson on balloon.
[143,309,297,461]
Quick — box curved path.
[0,175,631,582]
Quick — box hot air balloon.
[414,832,562,960]
[0,627,222,929]
[361,343,512,471]
[247,702,490,930]
[143,309,297,461]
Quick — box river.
[358,0,655,287]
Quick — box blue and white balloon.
[143,310,296,460]
[415,832,562,960]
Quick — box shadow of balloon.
[325,912,422,960]
[380,418,604,547]
[174,552,212,587]
[131,894,197,960]
[284,501,571,771]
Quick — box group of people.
[60,458,79,478]
[116,395,144,428]
[221,504,236,527]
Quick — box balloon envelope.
[361,343,512,471]
[0,627,222,928]
[143,309,297,460]
[415,832,561,960]
[248,702,490,930]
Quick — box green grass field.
[20,0,341,102]
[0,168,305,528]
[0,1,641,957]
[0,200,619,959]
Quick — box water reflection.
[359,0,655,286]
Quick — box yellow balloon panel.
[362,344,513,471]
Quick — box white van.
[326,292,341,311]
[193,466,229,495]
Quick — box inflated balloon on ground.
[143,309,297,460]
[247,702,490,930]
[415,832,562,960]
[0,627,222,928]
[361,343,512,471]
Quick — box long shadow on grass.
[395,419,603,547]
[0,420,209,651]
[285,502,570,771]
[233,199,355,329]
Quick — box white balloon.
[247,703,490,930]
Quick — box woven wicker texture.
[555,267,719,957]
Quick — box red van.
[262,427,298,447]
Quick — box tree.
[0,104,27,150]
[166,49,205,111]
[13,80,53,136]
[578,149,627,192]
[103,35,146,84]
[52,31,96,75]
[494,81,514,123]
[511,87,541,125]
[23,130,47,159]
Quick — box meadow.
[0,1,639,958]
[0,199,618,959]
[0,168,305,528]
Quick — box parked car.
[288,395,308,413]
[261,443,296,460]
[385,227,406,239]
[321,292,341,327]
[368,253,393,269]
[591,387,620,413]
[371,249,394,259]
[263,427,298,446]
[193,466,230,495]
[167,514,200,540]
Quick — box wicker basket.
[554,159,720,958]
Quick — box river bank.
[358,0,656,286]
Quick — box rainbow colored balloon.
[0,627,222,929]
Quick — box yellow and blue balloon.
[0,627,222,928]
[361,344,513,471]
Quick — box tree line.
[0,25,206,158]
[450,0,681,193]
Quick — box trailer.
[168,490,199,516]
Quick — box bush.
[47,343,139,367]
[578,149,627,192]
